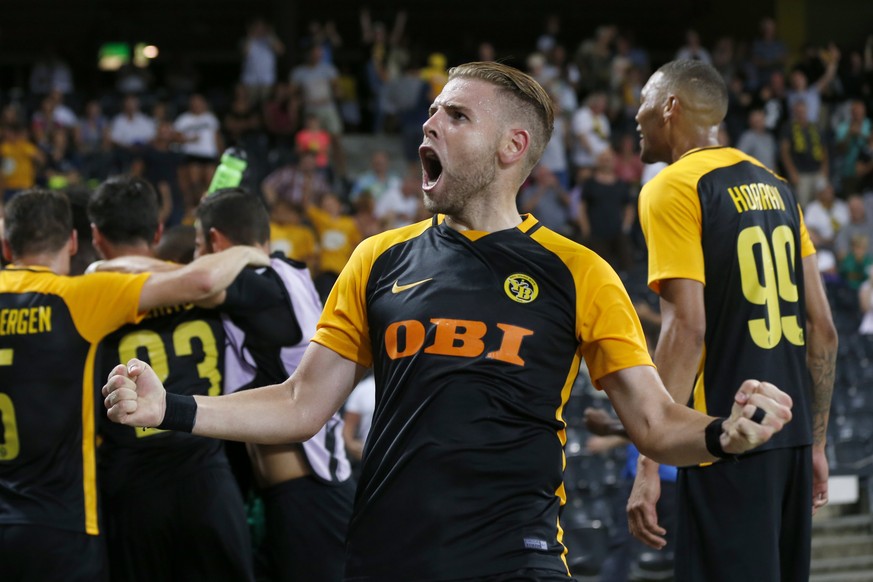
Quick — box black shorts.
[103,465,254,582]
[262,475,355,582]
[675,445,812,582]
[0,523,107,581]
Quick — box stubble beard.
[423,154,497,217]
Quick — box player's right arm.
[802,253,838,513]
[104,342,366,444]
[137,245,270,312]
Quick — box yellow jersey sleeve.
[577,258,654,387]
[530,227,654,387]
[638,171,705,295]
[312,237,374,367]
[798,205,816,258]
[64,272,150,342]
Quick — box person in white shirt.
[174,94,223,219]
[804,178,849,253]
[571,91,610,179]
[109,95,156,174]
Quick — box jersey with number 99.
[639,146,814,452]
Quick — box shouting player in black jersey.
[0,188,268,581]
[105,62,794,581]
[89,176,256,582]
[630,60,837,581]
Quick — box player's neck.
[670,127,721,163]
[444,204,522,233]
[101,241,154,260]
[14,252,70,275]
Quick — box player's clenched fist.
[102,359,167,428]
[721,380,793,455]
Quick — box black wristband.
[704,418,736,461]
[156,393,197,433]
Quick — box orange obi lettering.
[384,318,533,366]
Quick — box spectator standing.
[348,150,402,205]
[836,195,873,261]
[75,100,113,182]
[675,30,712,64]
[174,94,222,215]
[750,17,788,89]
[760,70,790,136]
[840,234,873,291]
[737,108,779,170]
[290,46,343,137]
[518,164,572,236]
[295,113,332,177]
[0,123,44,205]
[240,18,285,104]
[576,148,634,272]
[137,121,184,227]
[306,192,361,301]
[804,180,849,253]
[374,169,425,230]
[261,151,331,209]
[269,200,318,267]
[263,82,301,155]
[539,92,571,189]
[835,100,871,194]
[571,92,611,179]
[781,100,829,206]
[786,44,841,126]
[109,95,156,172]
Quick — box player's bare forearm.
[654,279,706,406]
[807,333,836,446]
[803,254,838,446]
[602,367,792,466]
[105,343,364,445]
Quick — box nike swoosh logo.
[391,278,433,294]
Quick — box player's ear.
[498,128,530,167]
[68,230,78,257]
[1,238,12,262]
[90,224,108,258]
[208,227,232,252]
[153,223,164,247]
[663,94,679,121]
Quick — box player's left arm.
[802,253,838,513]
[601,365,792,467]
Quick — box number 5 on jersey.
[0,348,20,460]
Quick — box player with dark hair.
[195,187,353,581]
[89,175,256,582]
[0,188,268,581]
[104,62,793,580]
[630,59,837,581]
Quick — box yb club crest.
[504,273,538,304]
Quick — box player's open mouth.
[419,146,443,191]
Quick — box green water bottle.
[206,147,248,195]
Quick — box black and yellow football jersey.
[95,303,228,495]
[639,146,815,451]
[0,266,148,535]
[313,214,653,580]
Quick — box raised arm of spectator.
[812,44,841,94]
